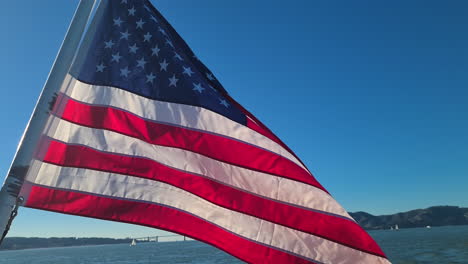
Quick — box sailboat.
[130,239,137,247]
[395,224,399,230]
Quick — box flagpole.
[0,0,97,244]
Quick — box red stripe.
[25,185,314,264]
[222,92,309,169]
[223,93,290,152]
[246,117,277,142]
[221,92,313,178]
[58,96,327,192]
[41,139,386,257]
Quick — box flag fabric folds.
[19,0,390,263]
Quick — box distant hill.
[350,206,468,230]
[0,237,131,251]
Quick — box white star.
[159,27,168,36]
[96,62,106,72]
[128,6,136,16]
[143,32,152,42]
[146,72,156,84]
[111,52,122,63]
[151,45,160,56]
[136,57,147,68]
[150,15,158,23]
[104,39,114,49]
[160,59,169,71]
[174,52,183,61]
[120,67,130,77]
[113,17,123,27]
[165,39,174,48]
[206,73,215,80]
[193,83,205,93]
[129,43,139,54]
[120,30,130,40]
[169,74,178,87]
[182,66,194,76]
[136,19,145,29]
[220,99,229,108]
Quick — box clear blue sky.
[1,0,467,238]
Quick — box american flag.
[20,0,390,263]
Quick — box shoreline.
[2,225,468,252]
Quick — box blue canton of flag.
[71,0,245,124]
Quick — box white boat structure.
[394,224,399,230]
[130,239,137,247]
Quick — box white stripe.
[45,116,351,219]
[29,161,389,264]
[62,75,308,172]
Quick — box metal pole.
[0,0,96,244]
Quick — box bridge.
[132,234,191,243]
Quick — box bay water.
[0,225,466,263]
